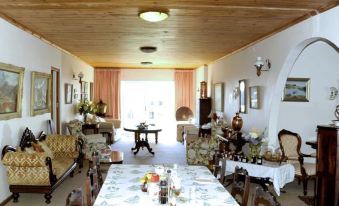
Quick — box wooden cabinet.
[196,98,211,126]
[316,125,339,206]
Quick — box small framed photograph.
[249,86,259,109]
[214,82,224,112]
[31,71,51,116]
[283,78,310,102]
[64,83,73,104]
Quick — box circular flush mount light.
[141,61,153,65]
[140,46,157,53]
[139,11,169,22]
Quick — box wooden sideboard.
[316,125,338,206]
[196,98,211,126]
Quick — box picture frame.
[31,71,51,116]
[0,62,25,120]
[239,79,246,113]
[214,82,224,112]
[90,82,94,101]
[249,86,260,109]
[282,78,310,102]
[64,83,73,104]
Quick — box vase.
[249,143,261,157]
[200,81,207,99]
[83,113,88,124]
[96,100,107,117]
[232,112,243,131]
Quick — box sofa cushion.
[52,157,75,179]
[6,166,50,185]
[46,135,77,153]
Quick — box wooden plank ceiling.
[0,0,337,69]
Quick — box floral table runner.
[94,164,239,206]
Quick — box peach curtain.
[175,69,194,111]
[94,69,120,119]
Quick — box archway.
[267,37,339,148]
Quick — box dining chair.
[253,186,281,206]
[65,188,84,206]
[278,129,316,196]
[91,151,103,188]
[86,168,100,206]
[231,166,250,206]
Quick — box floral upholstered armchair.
[67,120,109,159]
[186,126,219,165]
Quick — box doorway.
[121,81,176,142]
[51,67,60,134]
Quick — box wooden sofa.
[1,128,83,204]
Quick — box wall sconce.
[78,72,84,84]
[329,87,338,100]
[254,57,271,76]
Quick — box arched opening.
[267,37,339,150]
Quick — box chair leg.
[302,178,308,196]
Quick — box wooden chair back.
[278,129,302,163]
[254,186,281,206]
[66,188,84,206]
[231,166,250,206]
[86,168,100,206]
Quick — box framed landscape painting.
[249,86,260,109]
[0,62,25,120]
[283,78,310,102]
[31,71,51,116]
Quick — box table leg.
[155,132,158,144]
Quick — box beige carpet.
[5,130,312,206]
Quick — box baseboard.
[0,195,12,206]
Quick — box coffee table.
[124,126,161,155]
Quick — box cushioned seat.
[53,158,76,179]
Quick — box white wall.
[206,6,339,149]
[0,18,94,202]
[277,42,339,154]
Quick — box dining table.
[225,159,295,196]
[94,164,239,206]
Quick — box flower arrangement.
[76,100,97,115]
[247,128,267,158]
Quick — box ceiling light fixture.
[139,11,169,22]
[141,61,153,65]
[140,46,157,53]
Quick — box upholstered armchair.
[86,114,121,143]
[278,129,316,196]
[67,120,108,159]
[186,125,219,165]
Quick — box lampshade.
[139,11,169,22]
[175,106,193,121]
[255,57,264,67]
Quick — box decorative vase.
[248,143,261,160]
[335,105,339,120]
[83,113,89,124]
[96,100,107,117]
[200,81,207,99]
[232,112,243,131]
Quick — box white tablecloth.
[94,164,238,206]
[226,160,295,196]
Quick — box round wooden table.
[124,126,162,155]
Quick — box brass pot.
[96,100,107,116]
[232,112,243,131]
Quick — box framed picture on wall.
[282,78,310,102]
[249,86,259,109]
[90,82,94,101]
[30,71,51,116]
[0,62,25,120]
[214,82,224,112]
[65,83,73,104]
[239,79,246,113]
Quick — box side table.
[82,123,99,135]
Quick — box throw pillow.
[38,141,54,159]
[32,142,44,153]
